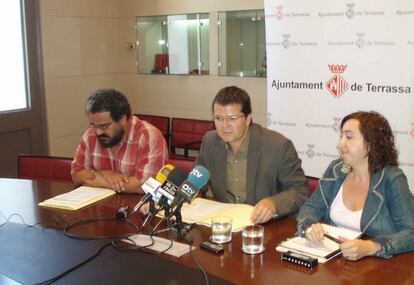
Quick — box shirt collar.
[226,129,250,158]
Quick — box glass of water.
[242,225,265,254]
[210,216,232,243]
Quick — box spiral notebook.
[276,224,361,263]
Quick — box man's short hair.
[86,89,131,122]
[212,86,252,117]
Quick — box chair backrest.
[18,154,73,183]
[170,118,215,156]
[135,114,170,143]
[306,176,319,193]
[167,158,195,174]
[154,53,169,72]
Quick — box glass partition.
[136,13,209,75]
[218,10,266,77]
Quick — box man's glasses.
[213,114,245,123]
[89,121,113,130]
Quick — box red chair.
[18,154,73,183]
[167,158,195,174]
[306,176,319,193]
[152,53,169,73]
[170,118,215,161]
[135,114,170,143]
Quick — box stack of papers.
[276,224,361,263]
[38,186,115,210]
[164,198,254,232]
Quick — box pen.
[324,234,341,244]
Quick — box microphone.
[169,165,210,217]
[145,168,188,234]
[156,167,188,206]
[130,164,174,215]
[156,164,174,183]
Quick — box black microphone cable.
[0,212,43,229]
[2,212,207,284]
[158,200,209,285]
[111,231,174,255]
[0,212,115,285]
[186,238,209,285]
[0,212,77,230]
[34,242,112,285]
[63,216,141,240]
[34,216,143,284]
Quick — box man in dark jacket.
[196,86,310,224]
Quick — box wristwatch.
[272,212,280,219]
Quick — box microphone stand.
[168,206,193,242]
[149,202,173,235]
[151,204,193,242]
[141,200,156,229]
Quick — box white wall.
[40,0,266,157]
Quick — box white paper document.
[38,186,115,210]
[321,223,361,240]
[172,198,254,232]
[125,234,194,257]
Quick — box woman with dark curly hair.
[296,111,414,260]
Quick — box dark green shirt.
[226,132,249,203]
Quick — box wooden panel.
[0,129,31,178]
[1,179,413,285]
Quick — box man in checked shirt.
[71,89,168,193]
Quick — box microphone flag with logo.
[130,164,174,215]
[169,165,210,217]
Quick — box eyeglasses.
[213,114,245,123]
[89,121,113,130]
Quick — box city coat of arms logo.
[326,64,349,98]
[282,34,291,49]
[306,144,316,159]
[276,6,284,21]
[346,3,356,19]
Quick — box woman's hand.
[339,237,381,261]
[305,223,325,243]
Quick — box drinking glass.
[210,216,232,243]
[242,225,265,254]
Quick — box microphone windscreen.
[167,167,188,186]
[187,165,210,189]
[156,167,187,202]
[155,164,174,183]
[141,177,162,195]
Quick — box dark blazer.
[196,123,310,217]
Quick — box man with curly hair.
[71,89,168,193]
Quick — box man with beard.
[71,89,168,193]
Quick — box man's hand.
[250,198,276,224]
[339,237,381,261]
[73,168,142,193]
[99,170,129,193]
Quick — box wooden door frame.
[0,0,48,178]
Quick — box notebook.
[276,223,362,262]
